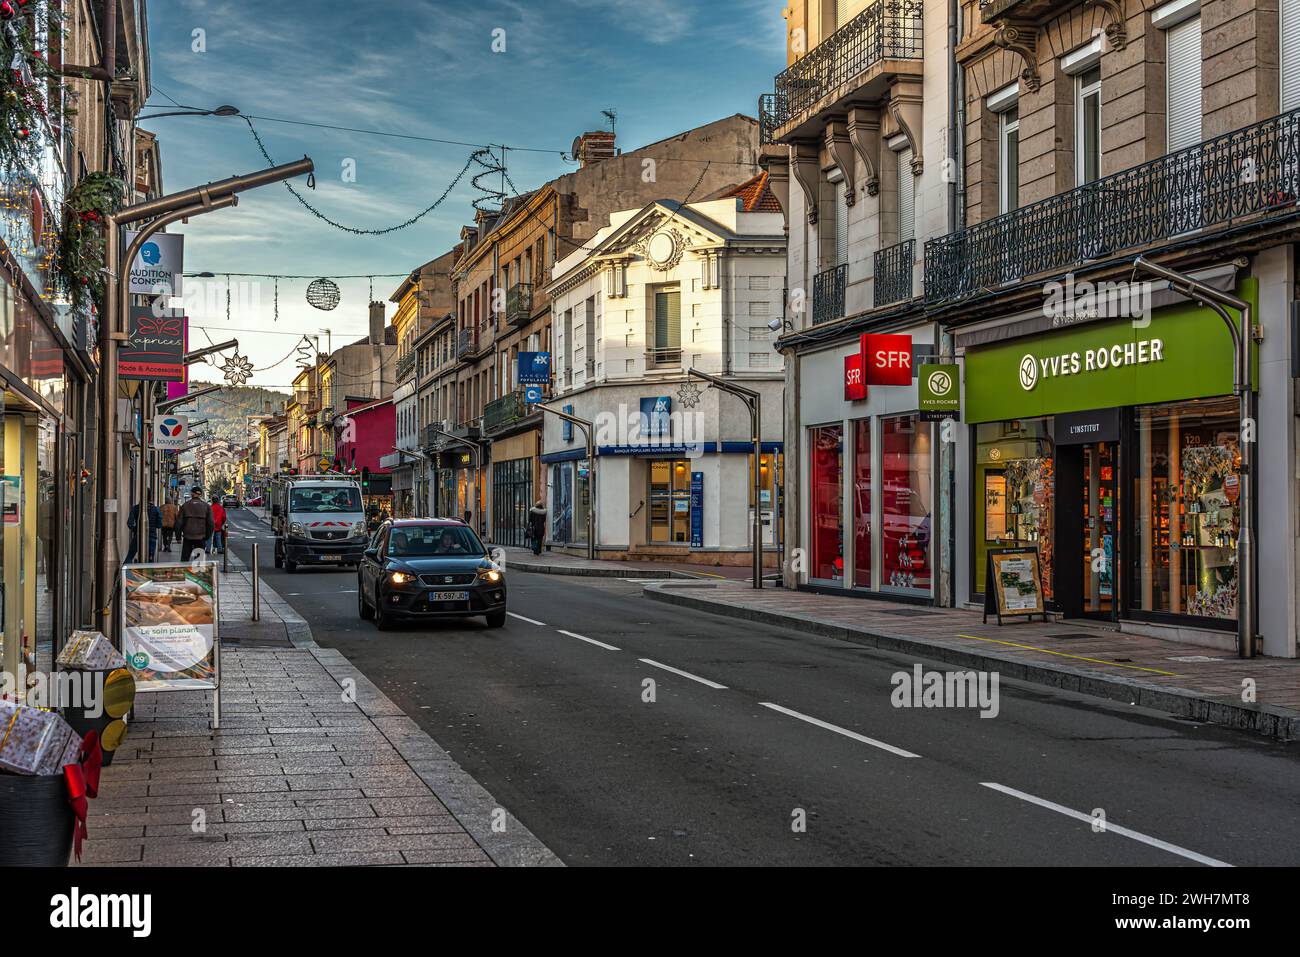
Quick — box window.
[896,148,915,242]
[1165,16,1202,151]
[1133,399,1239,621]
[1075,65,1102,185]
[1285,0,1300,111]
[835,181,850,266]
[651,288,681,366]
[648,459,693,544]
[562,308,573,384]
[853,420,871,588]
[810,425,844,581]
[999,107,1020,214]
[881,415,932,593]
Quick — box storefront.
[959,280,1254,636]
[800,328,937,599]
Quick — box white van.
[270,474,368,572]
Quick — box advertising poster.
[985,548,1046,622]
[122,562,219,690]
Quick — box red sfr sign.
[844,353,867,401]
[861,333,913,386]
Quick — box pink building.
[333,395,395,481]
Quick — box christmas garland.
[0,10,70,176]
[56,171,123,309]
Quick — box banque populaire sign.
[963,279,1257,424]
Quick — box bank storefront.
[959,281,1254,641]
[799,327,938,599]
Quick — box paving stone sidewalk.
[644,580,1300,741]
[79,552,560,867]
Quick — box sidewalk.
[644,580,1300,741]
[80,551,560,867]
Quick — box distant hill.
[183,381,290,446]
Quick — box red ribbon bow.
[62,731,103,863]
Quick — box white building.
[542,187,787,566]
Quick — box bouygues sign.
[964,280,1257,423]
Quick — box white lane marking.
[508,612,547,626]
[557,629,620,651]
[639,658,727,690]
[981,782,1232,867]
[758,702,920,758]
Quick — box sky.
[148,0,786,391]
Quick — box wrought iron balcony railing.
[925,107,1300,304]
[482,390,532,434]
[759,0,923,144]
[395,349,416,382]
[873,239,914,307]
[813,263,848,325]
[455,327,478,359]
[505,282,533,325]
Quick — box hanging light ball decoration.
[306,277,341,311]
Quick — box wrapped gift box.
[56,631,126,671]
[0,701,82,776]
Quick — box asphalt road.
[223,508,1300,867]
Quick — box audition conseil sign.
[844,333,915,400]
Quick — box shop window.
[748,453,779,509]
[810,425,843,581]
[973,418,1055,600]
[853,420,871,588]
[648,459,691,543]
[881,415,932,593]
[1133,399,1239,621]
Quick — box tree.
[208,477,227,501]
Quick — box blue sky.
[149,0,785,389]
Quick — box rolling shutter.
[1166,17,1202,151]
[897,149,915,242]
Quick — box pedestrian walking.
[159,496,178,553]
[125,497,162,563]
[527,500,547,556]
[178,486,213,560]
[210,495,228,553]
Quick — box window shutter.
[1286,0,1300,112]
[897,149,915,242]
[836,182,849,266]
[1166,17,1202,151]
[655,291,681,349]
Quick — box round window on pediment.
[646,231,681,269]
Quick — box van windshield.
[291,488,361,513]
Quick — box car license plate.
[320,554,342,562]
[431,591,469,604]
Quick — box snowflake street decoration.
[677,380,702,409]
[220,350,254,386]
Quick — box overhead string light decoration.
[243,117,490,235]
[306,277,340,311]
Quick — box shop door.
[1080,442,1118,618]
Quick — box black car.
[357,519,506,629]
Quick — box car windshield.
[291,488,361,513]
[386,525,485,558]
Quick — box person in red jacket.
[210,496,228,553]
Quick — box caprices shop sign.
[120,307,185,381]
[964,281,1257,423]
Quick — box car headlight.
[290,522,304,535]
[389,571,416,585]
[478,567,502,583]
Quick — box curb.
[223,543,563,866]
[643,584,1300,742]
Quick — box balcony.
[647,347,682,369]
[925,108,1300,305]
[455,327,490,361]
[482,390,534,434]
[505,283,533,326]
[395,349,416,382]
[873,239,914,307]
[759,0,923,144]
[812,263,847,325]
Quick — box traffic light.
[361,466,370,492]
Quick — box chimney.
[369,301,385,345]
[572,130,616,168]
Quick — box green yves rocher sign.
[919,363,960,420]
[963,279,1257,423]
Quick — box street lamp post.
[687,369,764,589]
[535,403,596,562]
[1131,256,1256,658]
[97,157,314,645]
